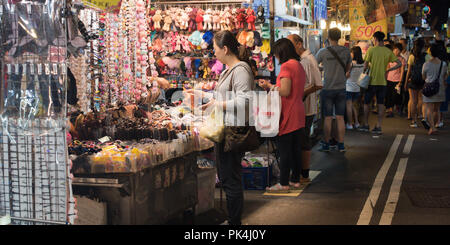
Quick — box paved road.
[169,113,450,225]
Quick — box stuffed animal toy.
[173,9,182,31]
[212,10,221,31]
[181,10,190,30]
[196,8,204,31]
[203,9,213,30]
[148,9,156,31]
[246,31,255,47]
[193,59,202,78]
[246,7,256,31]
[188,8,198,32]
[163,11,172,32]
[220,11,228,31]
[202,59,211,79]
[153,10,163,31]
[188,31,203,46]
[211,60,224,79]
[201,31,214,50]
[257,5,265,24]
[236,8,246,29]
[232,8,239,29]
[223,7,233,31]
[175,33,182,52]
[237,30,248,46]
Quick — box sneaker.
[354,123,361,129]
[358,125,370,132]
[346,123,354,130]
[410,122,418,128]
[371,127,382,135]
[337,143,346,152]
[421,119,430,130]
[437,121,444,128]
[318,143,330,152]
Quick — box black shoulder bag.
[222,63,263,153]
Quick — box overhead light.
[294,4,301,9]
[330,21,337,29]
[320,19,327,29]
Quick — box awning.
[275,15,314,26]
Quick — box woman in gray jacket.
[187,31,255,225]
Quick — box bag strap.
[436,61,443,81]
[327,47,346,72]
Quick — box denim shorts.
[364,85,387,105]
[346,92,361,101]
[321,89,346,117]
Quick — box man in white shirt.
[287,34,323,182]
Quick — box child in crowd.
[345,46,364,129]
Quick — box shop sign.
[406,2,423,26]
[359,0,408,25]
[275,0,313,25]
[314,0,327,20]
[350,0,387,41]
[82,0,122,13]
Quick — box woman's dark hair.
[351,46,364,64]
[393,43,403,52]
[430,42,444,59]
[214,30,250,66]
[272,38,300,64]
[412,38,425,59]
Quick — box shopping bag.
[199,107,225,143]
[357,69,370,89]
[253,91,281,137]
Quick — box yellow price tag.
[82,0,122,12]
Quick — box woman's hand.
[258,79,272,90]
[199,99,216,111]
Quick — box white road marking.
[357,134,403,225]
[403,135,415,155]
[379,158,409,225]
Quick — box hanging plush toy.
[188,8,198,32]
[220,11,228,31]
[211,60,224,79]
[203,9,213,30]
[246,31,255,47]
[202,59,211,79]
[212,10,221,31]
[257,5,265,24]
[153,10,163,31]
[163,11,172,32]
[181,9,190,30]
[148,9,156,31]
[246,7,256,31]
[224,7,233,31]
[173,9,182,31]
[196,8,204,31]
[236,8,247,29]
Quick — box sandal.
[266,183,290,193]
[289,181,301,190]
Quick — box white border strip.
[403,135,415,155]
[357,134,403,225]
[379,158,409,225]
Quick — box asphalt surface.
[169,112,450,225]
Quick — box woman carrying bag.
[187,31,256,225]
[258,38,306,192]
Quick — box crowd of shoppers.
[195,29,448,225]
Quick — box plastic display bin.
[242,165,272,190]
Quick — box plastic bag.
[199,107,224,143]
[357,69,370,89]
[253,90,281,137]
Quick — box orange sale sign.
[350,0,387,40]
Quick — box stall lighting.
[294,4,301,9]
[330,21,337,29]
[320,19,327,29]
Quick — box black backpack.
[409,53,426,87]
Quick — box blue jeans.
[321,89,346,117]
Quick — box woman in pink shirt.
[385,43,406,117]
[259,38,306,192]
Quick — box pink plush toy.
[212,10,220,31]
[188,8,198,32]
[211,60,224,79]
[181,9,190,30]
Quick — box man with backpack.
[315,28,352,152]
[359,31,402,134]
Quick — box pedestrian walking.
[385,43,406,117]
[315,28,352,152]
[405,38,427,128]
[258,38,306,192]
[346,46,364,130]
[360,31,401,135]
[422,43,448,135]
[287,34,323,183]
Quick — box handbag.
[357,69,370,89]
[422,61,443,97]
[221,63,263,153]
